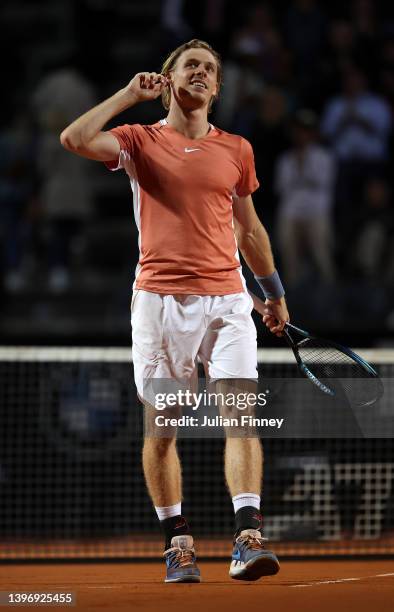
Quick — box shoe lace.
[238,532,268,551]
[164,547,195,568]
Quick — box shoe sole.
[165,575,201,583]
[229,555,280,581]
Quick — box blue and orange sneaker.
[163,535,201,583]
[229,529,280,581]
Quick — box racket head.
[283,323,384,407]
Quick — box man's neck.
[165,106,211,140]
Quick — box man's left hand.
[262,297,289,336]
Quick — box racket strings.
[298,340,382,407]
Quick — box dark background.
[1,0,394,347]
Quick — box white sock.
[232,493,260,513]
[155,502,182,521]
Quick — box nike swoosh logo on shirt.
[184,147,201,153]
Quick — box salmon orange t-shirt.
[105,119,259,295]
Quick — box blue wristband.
[254,270,285,301]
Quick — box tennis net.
[0,347,393,559]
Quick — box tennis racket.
[248,290,384,407]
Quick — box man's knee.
[215,378,258,418]
[143,436,177,456]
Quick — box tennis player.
[60,39,289,583]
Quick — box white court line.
[290,572,394,587]
[86,586,116,589]
[53,585,116,590]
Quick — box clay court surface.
[1,560,393,611]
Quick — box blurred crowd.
[1,0,393,337]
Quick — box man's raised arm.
[60,72,168,161]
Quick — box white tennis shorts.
[131,289,258,399]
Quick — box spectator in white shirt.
[275,110,336,286]
[32,62,96,292]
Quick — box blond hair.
[161,39,222,112]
